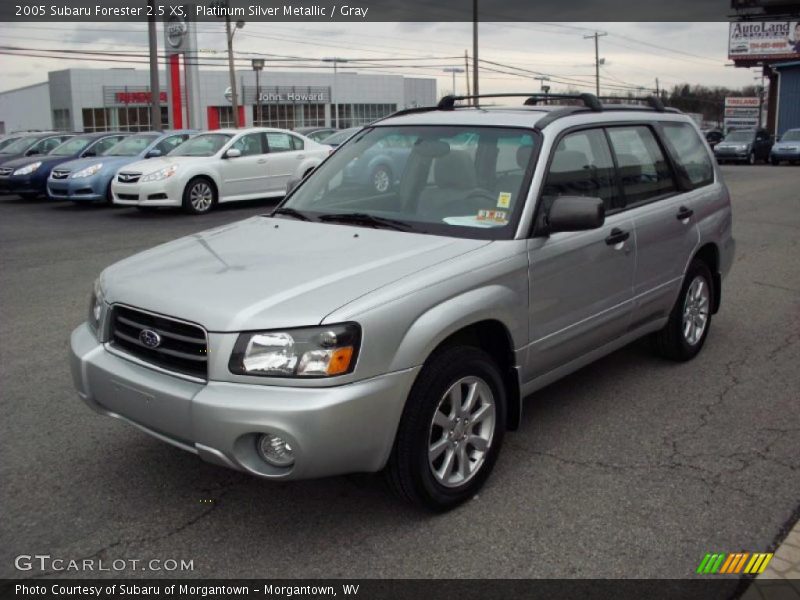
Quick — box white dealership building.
[0,67,437,135]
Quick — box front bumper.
[48,177,107,202]
[714,149,749,161]
[0,174,41,195]
[770,149,800,161]
[70,323,419,480]
[111,178,182,207]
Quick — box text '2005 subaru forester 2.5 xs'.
[70,93,734,510]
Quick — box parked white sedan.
[111,128,330,214]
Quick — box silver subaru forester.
[70,93,735,510]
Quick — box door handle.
[676,206,694,221]
[605,228,630,246]
[257,159,267,164]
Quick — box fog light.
[257,433,295,468]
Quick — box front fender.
[388,285,525,373]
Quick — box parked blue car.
[0,132,75,167]
[770,128,800,165]
[47,130,196,204]
[342,132,414,193]
[0,133,128,199]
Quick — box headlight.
[229,323,361,378]
[13,161,41,176]
[88,279,105,335]
[140,164,178,183]
[71,163,103,179]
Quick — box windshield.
[281,125,539,240]
[780,130,800,142]
[168,133,231,157]
[50,136,93,156]
[103,134,159,156]
[0,136,25,151]
[0,136,38,154]
[724,131,754,142]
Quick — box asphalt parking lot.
[1,164,798,581]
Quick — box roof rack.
[438,92,603,111]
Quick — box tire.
[652,259,714,362]
[371,165,392,194]
[385,345,507,511]
[182,177,216,215]
[747,151,756,165]
[105,181,115,205]
[771,157,780,166]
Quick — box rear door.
[608,123,701,330]
[526,127,636,378]
[263,132,304,192]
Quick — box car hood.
[119,155,209,174]
[100,217,491,332]
[55,155,139,175]
[773,141,800,150]
[1,155,74,170]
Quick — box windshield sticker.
[497,192,512,208]
[476,209,508,224]
[443,215,503,228]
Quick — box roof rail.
[438,92,603,111]
[596,95,666,112]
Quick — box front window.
[724,131,754,143]
[781,130,800,142]
[281,126,539,240]
[168,133,232,157]
[50,136,93,156]
[103,134,160,156]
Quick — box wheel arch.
[692,242,721,314]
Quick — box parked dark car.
[703,129,724,148]
[342,132,417,193]
[294,127,337,143]
[0,132,74,167]
[0,132,128,199]
[713,128,773,164]
[320,127,362,148]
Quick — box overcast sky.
[0,22,759,96]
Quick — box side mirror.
[544,196,605,234]
[145,149,162,158]
[225,148,242,159]
[83,150,96,157]
[26,149,40,156]
[286,176,302,195]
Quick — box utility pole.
[464,50,471,98]
[655,77,660,98]
[224,16,244,127]
[584,31,607,96]
[323,57,348,128]
[147,0,161,130]
[472,0,479,103]
[443,67,465,96]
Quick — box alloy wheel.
[373,168,390,193]
[190,182,213,212]
[682,275,710,346]
[428,376,496,488]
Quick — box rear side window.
[542,128,619,212]
[266,133,294,153]
[606,126,676,205]
[661,123,714,188]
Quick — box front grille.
[0,167,12,176]
[117,172,141,183]
[117,193,139,201]
[51,169,70,179]
[110,305,208,379]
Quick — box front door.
[526,127,636,379]
[264,132,305,192]
[218,132,269,199]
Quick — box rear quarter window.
[661,122,714,188]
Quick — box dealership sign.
[728,21,800,61]
[724,97,760,130]
[231,86,332,104]
[104,87,171,107]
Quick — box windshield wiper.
[270,207,311,221]
[317,212,412,231]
